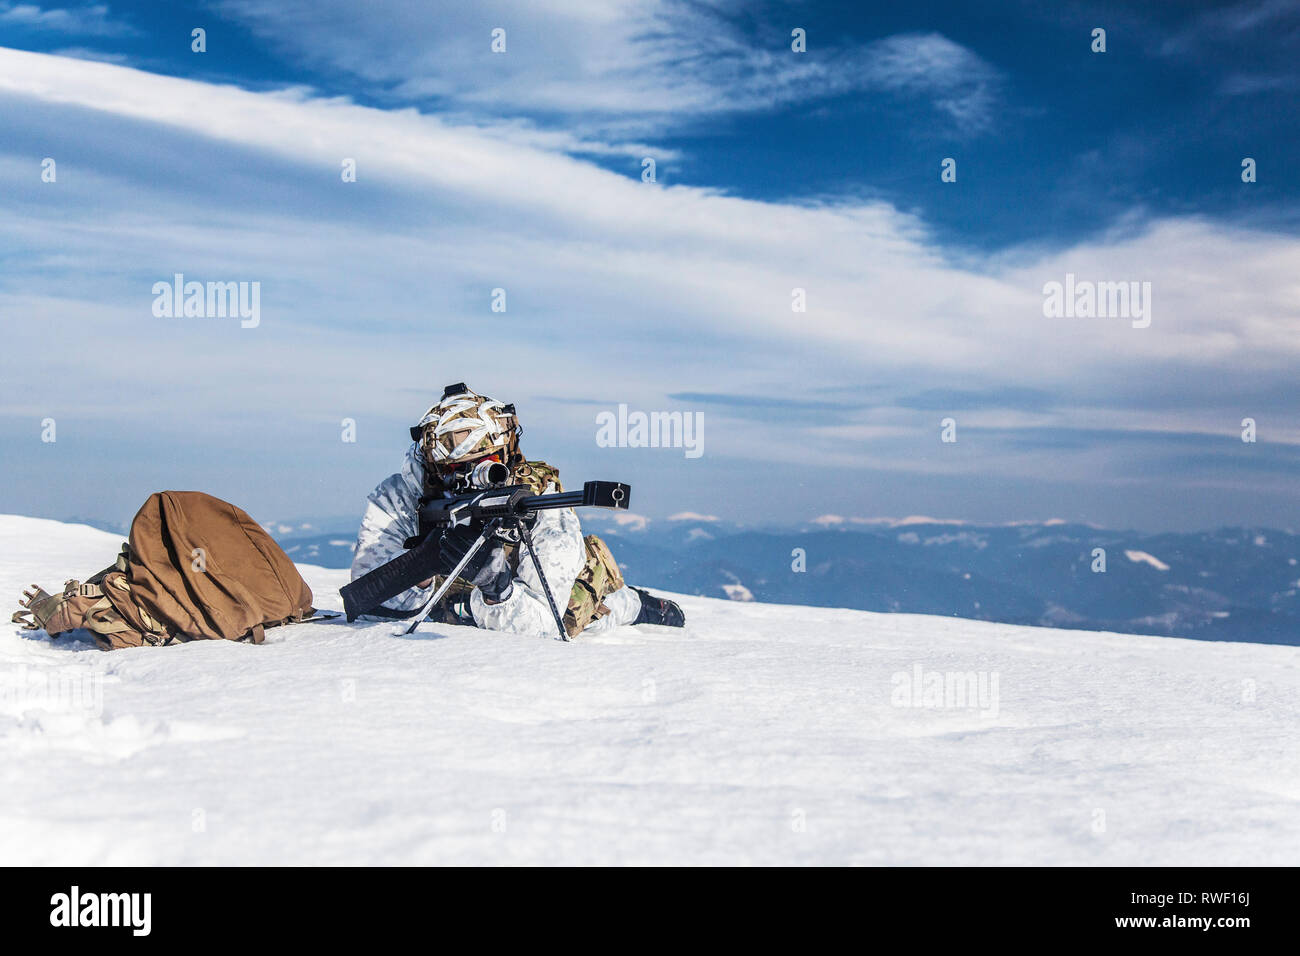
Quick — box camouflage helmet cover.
[412,383,519,471]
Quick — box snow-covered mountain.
[2,515,1297,866]
[277,515,1300,645]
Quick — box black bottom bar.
[5,866,1288,944]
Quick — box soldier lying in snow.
[350,384,684,638]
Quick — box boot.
[632,587,685,627]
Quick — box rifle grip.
[340,534,443,621]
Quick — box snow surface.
[1124,549,1171,572]
[2,515,1297,866]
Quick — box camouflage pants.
[562,534,625,637]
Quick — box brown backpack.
[14,491,315,650]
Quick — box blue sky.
[1,0,1298,533]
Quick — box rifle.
[340,480,631,640]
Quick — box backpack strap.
[98,571,171,642]
[240,609,336,643]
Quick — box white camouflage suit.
[351,442,641,636]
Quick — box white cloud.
[213,1,1002,141]
[0,47,1297,508]
[48,45,128,63]
[811,515,845,526]
[812,514,969,528]
[610,513,650,531]
[0,2,136,37]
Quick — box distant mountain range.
[585,514,1300,646]
[581,515,1299,646]
[75,511,1300,646]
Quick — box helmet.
[411,383,520,476]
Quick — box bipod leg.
[516,517,569,642]
[401,520,498,635]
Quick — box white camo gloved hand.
[439,526,514,604]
